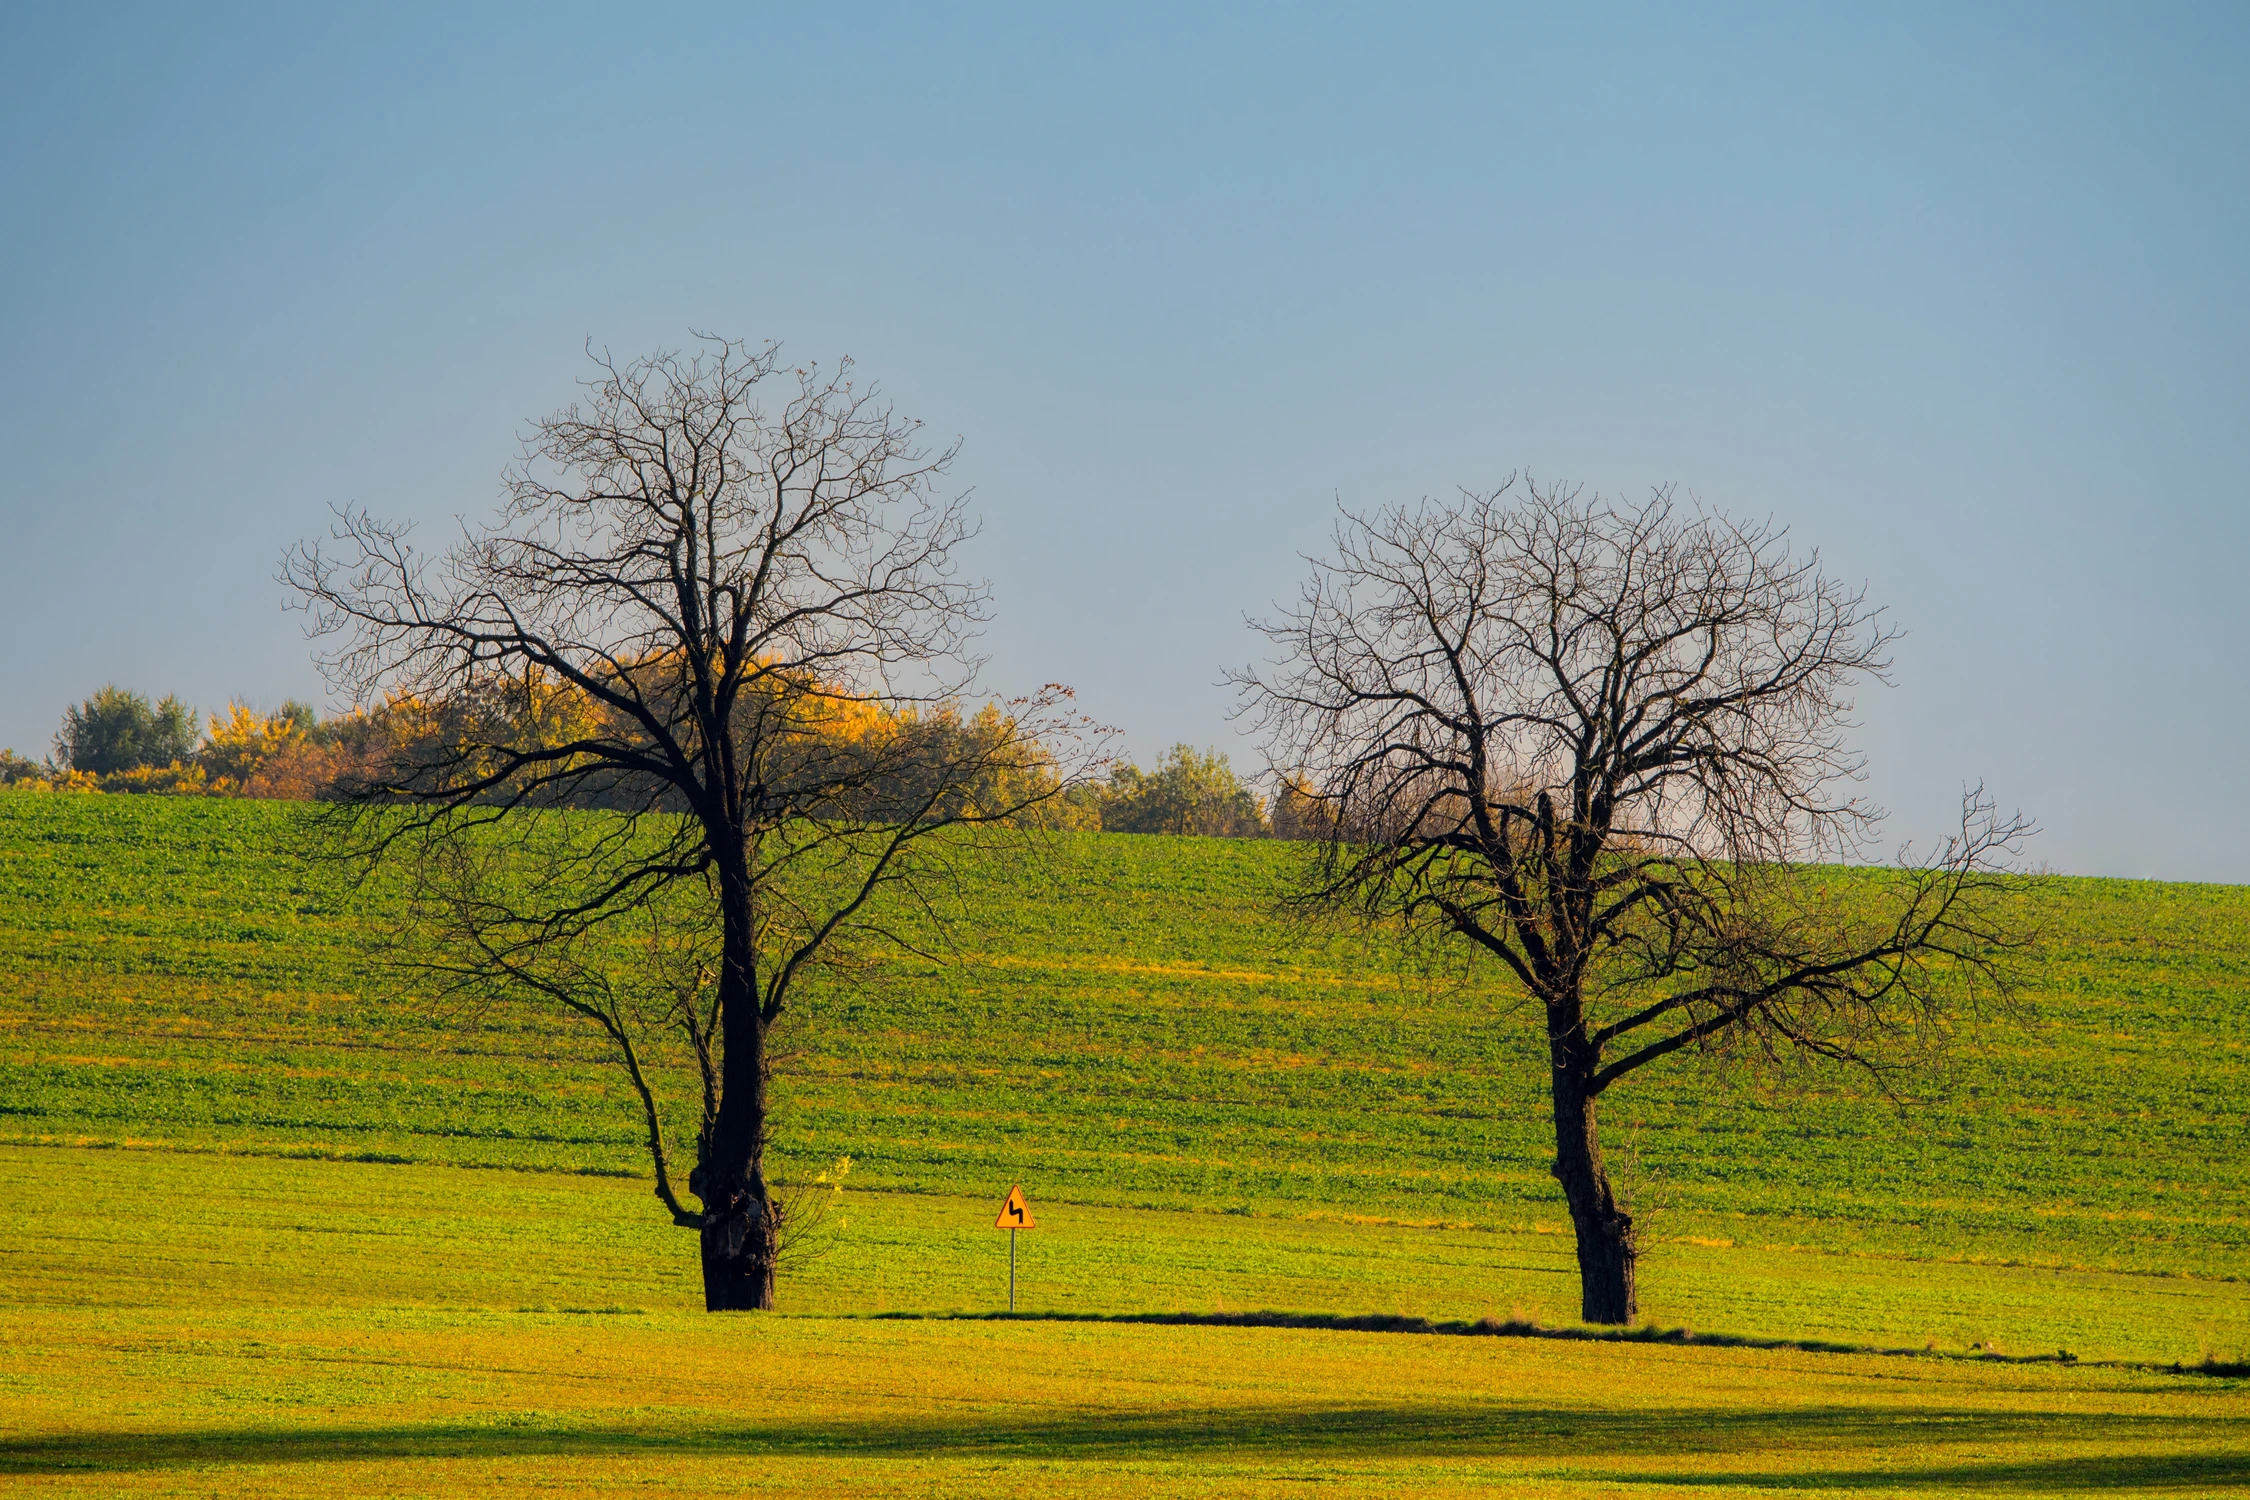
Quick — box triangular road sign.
[995,1182,1036,1229]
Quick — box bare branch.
[283,337,1110,1311]
[1233,477,2035,1326]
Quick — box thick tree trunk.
[1550,1039,1637,1325]
[700,1176,777,1310]
[698,844,777,1311]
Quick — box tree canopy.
[284,336,1102,1309]
[55,686,198,775]
[1236,479,2031,1322]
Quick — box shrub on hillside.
[1078,745,1269,837]
[199,699,355,797]
[100,760,210,795]
[55,686,199,775]
[0,748,49,786]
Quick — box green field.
[2,789,2247,1495]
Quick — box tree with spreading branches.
[1234,478,2031,1324]
[285,336,1101,1310]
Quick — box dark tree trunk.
[700,1178,777,1310]
[698,845,777,1311]
[1550,1026,1637,1325]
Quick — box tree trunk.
[1550,1041,1637,1325]
[698,842,776,1311]
[700,1177,777,1310]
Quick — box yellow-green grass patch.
[3,1146,2247,1497]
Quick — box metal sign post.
[994,1183,1036,1312]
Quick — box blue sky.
[3,4,2245,879]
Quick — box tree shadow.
[6,1403,2245,1490]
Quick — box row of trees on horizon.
[0,683,1291,838]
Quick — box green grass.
[3,789,2250,1494]
[12,1144,2249,1362]
[3,1146,2246,1497]
[4,788,2246,1281]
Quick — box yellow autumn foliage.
[23,656,1075,814]
[203,702,309,790]
[96,760,210,796]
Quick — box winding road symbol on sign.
[995,1183,1036,1230]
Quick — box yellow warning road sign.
[995,1182,1036,1230]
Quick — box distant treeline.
[3,687,378,801]
[1,684,1303,839]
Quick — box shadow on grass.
[7,1405,2247,1490]
[871,1308,2217,1375]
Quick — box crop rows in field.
[2,789,2247,1275]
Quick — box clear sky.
[3,4,2245,880]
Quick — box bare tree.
[284,336,1099,1310]
[407,838,852,1267]
[1235,479,2030,1324]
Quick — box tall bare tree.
[1235,479,2029,1324]
[285,337,1097,1310]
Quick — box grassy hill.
[4,787,2247,1278]
[5,788,2249,1495]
